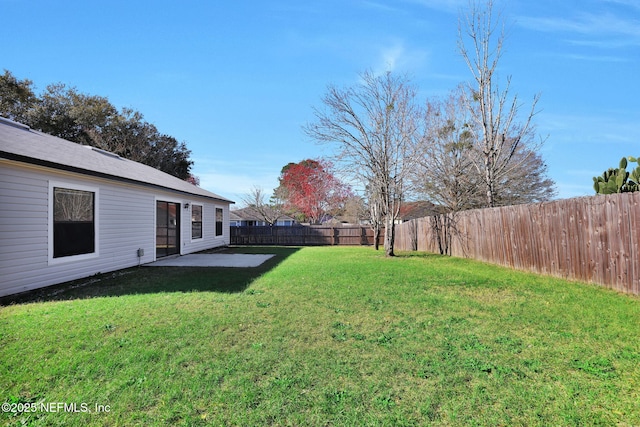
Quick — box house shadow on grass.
[1,246,300,305]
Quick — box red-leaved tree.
[277,159,352,224]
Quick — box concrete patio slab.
[146,253,275,268]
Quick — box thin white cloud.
[360,0,405,13]
[602,0,640,10]
[372,40,430,75]
[190,156,282,202]
[380,43,405,72]
[195,169,280,204]
[567,169,604,178]
[563,53,629,62]
[540,112,638,145]
[555,182,595,199]
[402,0,467,13]
[517,12,640,48]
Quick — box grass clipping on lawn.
[1,246,639,426]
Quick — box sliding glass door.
[156,201,180,258]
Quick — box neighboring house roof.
[231,206,295,222]
[0,117,233,203]
[398,201,442,220]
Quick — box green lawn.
[1,246,639,426]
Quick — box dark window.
[216,208,223,236]
[192,205,203,239]
[53,187,95,258]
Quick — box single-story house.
[230,206,296,226]
[0,117,234,297]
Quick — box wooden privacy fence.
[395,192,640,295]
[231,225,383,246]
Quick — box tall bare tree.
[305,71,420,256]
[491,145,556,205]
[240,186,285,226]
[458,0,543,208]
[365,182,385,251]
[414,84,556,253]
[414,86,484,212]
[342,195,368,225]
[414,86,555,211]
[412,87,478,256]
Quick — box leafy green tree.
[0,69,37,123]
[29,83,119,145]
[0,70,193,180]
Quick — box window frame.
[215,207,224,237]
[48,181,99,265]
[191,204,203,240]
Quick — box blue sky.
[2,0,639,203]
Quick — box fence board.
[630,195,640,294]
[395,193,640,295]
[231,225,382,247]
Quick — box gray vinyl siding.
[0,160,231,297]
[0,164,49,294]
[181,202,230,254]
